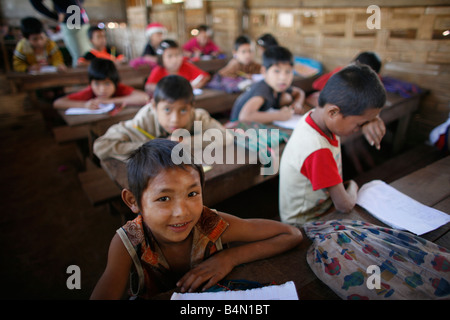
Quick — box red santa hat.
[145,22,167,39]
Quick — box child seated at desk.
[182,24,221,60]
[90,138,302,299]
[77,26,126,66]
[229,45,305,123]
[94,75,232,162]
[206,35,261,93]
[13,17,67,73]
[129,22,167,69]
[306,51,382,108]
[144,39,210,95]
[53,58,148,110]
[279,64,387,225]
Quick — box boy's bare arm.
[176,213,302,293]
[90,233,132,300]
[287,87,306,114]
[327,180,358,213]
[362,116,385,150]
[104,90,149,107]
[239,96,293,123]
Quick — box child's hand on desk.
[277,106,294,121]
[362,116,386,150]
[84,98,107,110]
[57,64,67,72]
[344,180,359,195]
[176,251,234,293]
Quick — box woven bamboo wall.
[247,5,450,142]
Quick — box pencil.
[133,124,155,140]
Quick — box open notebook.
[65,103,115,115]
[356,180,450,235]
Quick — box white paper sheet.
[65,103,115,115]
[356,180,450,235]
[170,281,298,300]
[273,114,302,130]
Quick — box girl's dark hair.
[257,33,279,50]
[262,45,293,70]
[20,17,43,39]
[153,75,194,105]
[353,51,382,74]
[87,26,104,40]
[88,58,120,86]
[156,39,179,66]
[318,63,386,116]
[126,139,205,210]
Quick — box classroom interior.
[0,0,449,300]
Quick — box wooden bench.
[78,168,121,206]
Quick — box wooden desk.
[6,64,151,92]
[194,89,239,115]
[192,58,229,74]
[7,64,151,110]
[57,105,142,128]
[153,156,450,300]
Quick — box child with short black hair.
[230,45,305,123]
[279,63,387,225]
[53,58,148,110]
[77,26,126,66]
[311,51,382,92]
[218,35,261,78]
[206,35,261,93]
[94,74,231,161]
[144,39,210,94]
[13,17,66,73]
[182,24,221,60]
[90,138,302,299]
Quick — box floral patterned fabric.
[304,220,450,300]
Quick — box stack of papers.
[65,103,115,115]
[171,281,298,300]
[356,180,450,235]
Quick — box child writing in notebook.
[13,17,67,73]
[279,64,386,225]
[53,58,148,110]
[144,39,210,95]
[77,26,126,66]
[207,35,262,93]
[229,45,305,123]
[90,138,302,299]
[94,75,232,161]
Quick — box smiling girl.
[90,139,302,299]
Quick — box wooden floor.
[0,74,444,299]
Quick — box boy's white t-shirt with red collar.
[279,110,343,225]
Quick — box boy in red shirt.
[53,58,148,110]
[144,39,210,95]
